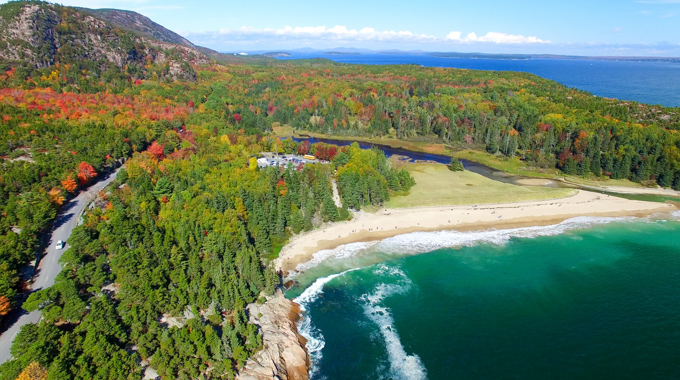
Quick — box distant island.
[263,52,292,57]
[422,52,680,63]
[324,51,363,56]
[253,48,680,63]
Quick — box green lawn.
[386,163,577,208]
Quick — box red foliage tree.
[312,143,338,161]
[77,162,97,185]
[233,114,242,123]
[77,173,88,185]
[148,141,165,160]
[297,141,311,155]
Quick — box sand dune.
[275,190,676,273]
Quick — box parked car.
[55,240,64,250]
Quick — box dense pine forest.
[0,1,679,379]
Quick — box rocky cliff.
[238,290,310,380]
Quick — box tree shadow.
[51,212,74,231]
[0,288,36,336]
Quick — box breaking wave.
[293,216,636,274]
[361,264,427,380]
[293,268,359,379]
[292,241,378,275]
[668,210,680,221]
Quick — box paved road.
[0,168,122,364]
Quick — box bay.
[277,53,680,107]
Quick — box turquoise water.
[288,215,680,379]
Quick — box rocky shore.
[238,290,310,380]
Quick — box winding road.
[0,168,122,364]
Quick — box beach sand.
[275,190,677,273]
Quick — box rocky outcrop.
[0,2,208,80]
[238,290,310,380]
[76,7,197,49]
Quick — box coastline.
[275,190,676,274]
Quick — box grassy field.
[386,163,577,208]
[561,174,649,189]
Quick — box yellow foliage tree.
[48,188,65,206]
[15,362,47,380]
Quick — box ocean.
[276,53,680,107]
[287,214,680,379]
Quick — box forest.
[1,49,679,378]
[0,56,413,378]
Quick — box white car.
[55,240,64,250]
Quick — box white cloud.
[445,31,462,40]
[216,25,439,43]
[204,25,548,46]
[444,31,549,44]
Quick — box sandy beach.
[275,190,677,273]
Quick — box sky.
[8,0,680,56]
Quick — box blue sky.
[10,0,680,56]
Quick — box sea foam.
[292,215,661,378]
[293,268,359,378]
[361,264,427,380]
[293,216,636,275]
[291,241,378,275]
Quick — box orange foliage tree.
[61,176,78,193]
[0,295,10,317]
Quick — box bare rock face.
[238,290,310,380]
[0,2,208,80]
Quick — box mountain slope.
[0,1,210,81]
[76,6,274,65]
[76,7,197,49]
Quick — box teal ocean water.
[287,214,680,379]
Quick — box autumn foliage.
[313,143,338,161]
[147,141,166,160]
[48,188,65,206]
[0,295,10,316]
[77,161,97,185]
[297,140,310,155]
[15,362,48,380]
[61,176,78,193]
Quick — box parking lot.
[257,152,329,169]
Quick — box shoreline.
[275,190,677,274]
